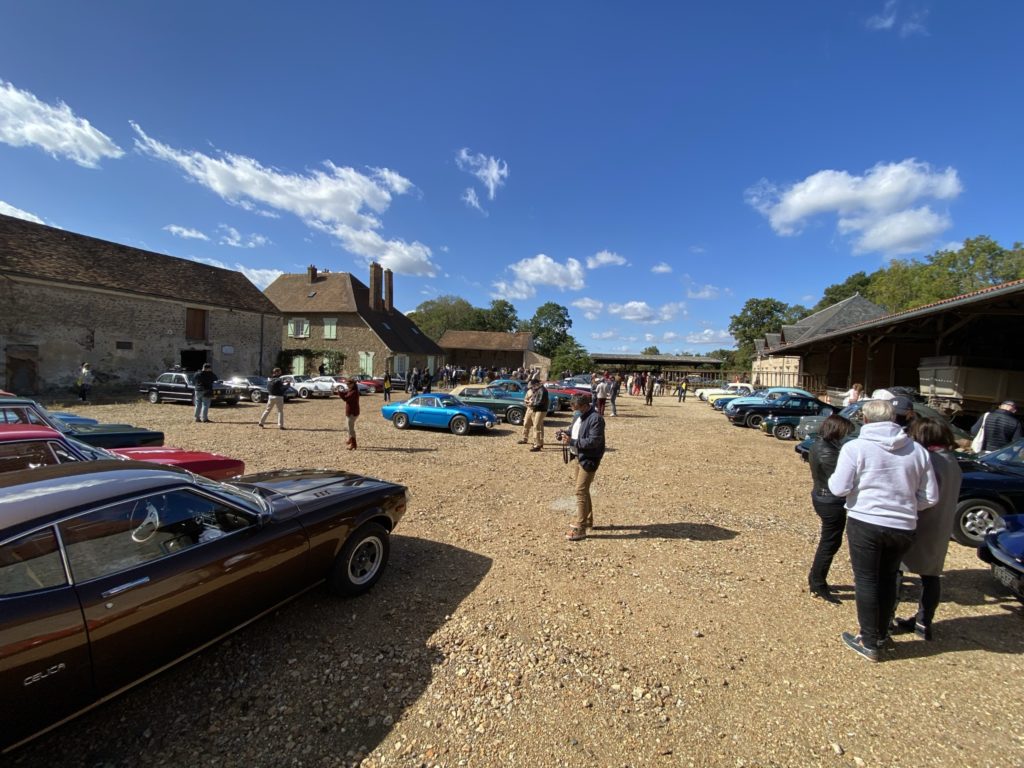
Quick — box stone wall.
[0,278,281,394]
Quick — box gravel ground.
[11,392,1024,768]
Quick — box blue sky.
[2,2,1022,353]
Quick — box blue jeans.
[846,517,915,647]
[194,392,212,421]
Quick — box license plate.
[993,564,1023,593]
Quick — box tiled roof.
[438,330,534,352]
[264,271,442,356]
[0,214,279,314]
[776,278,1024,352]
[762,294,886,353]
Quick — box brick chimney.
[307,264,317,283]
[384,268,394,312]
[369,262,383,311]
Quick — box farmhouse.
[263,263,443,378]
[0,214,282,394]
[438,330,551,378]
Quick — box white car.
[695,382,754,402]
[297,376,339,398]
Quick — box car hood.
[66,423,161,436]
[461,405,498,419]
[238,468,400,498]
[988,515,1024,560]
[115,445,232,462]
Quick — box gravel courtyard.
[11,391,1024,768]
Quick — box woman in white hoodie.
[828,398,939,661]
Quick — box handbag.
[971,412,988,453]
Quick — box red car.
[0,425,244,480]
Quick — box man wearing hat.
[558,393,607,541]
[828,398,939,661]
[519,378,549,452]
[971,400,1021,454]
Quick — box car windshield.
[981,440,1024,472]
[197,474,271,514]
[65,435,119,460]
[242,377,266,385]
[437,395,462,407]
[292,376,309,383]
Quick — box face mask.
[573,410,582,419]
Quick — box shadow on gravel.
[10,536,492,768]
[931,567,1020,607]
[893,603,1024,660]
[589,522,738,541]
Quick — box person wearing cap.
[971,400,1021,454]
[519,378,549,452]
[828,399,939,662]
[558,393,606,541]
[593,375,611,416]
[258,367,287,429]
[193,362,217,423]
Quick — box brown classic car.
[0,461,408,753]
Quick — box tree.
[406,295,479,341]
[728,297,806,368]
[706,348,739,368]
[641,345,661,355]
[479,299,520,333]
[813,271,872,312]
[549,337,592,376]
[522,302,572,358]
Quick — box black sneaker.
[810,586,841,604]
[841,631,880,662]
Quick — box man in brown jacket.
[339,377,361,450]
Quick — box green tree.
[406,295,479,341]
[728,298,806,367]
[522,302,572,358]
[706,348,738,367]
[549,337,592,376]
[641,345,661,355]
[479,299,520,333]
[813,271,872,312]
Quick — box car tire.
[148,390,160,404]
[745,413,764,428]
[954,499,1006,547]
[250,390,263,403]
[450,415,469,435]
[329,522,390,596]
[299,388,310,399]
[773,424,794,440]
[393,413,409,429]
[507,407,525,426]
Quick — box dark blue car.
[978,514,1024,602]
[953,439,1024,546]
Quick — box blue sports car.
[978,515,1024,603]
[381,393,500,435]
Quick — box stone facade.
[1,278,281,394]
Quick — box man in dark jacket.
[972,401,1021,453]
[558,393,606,541]
[258,368,287,429]
[339,377,361,450]
[193,363,217,423]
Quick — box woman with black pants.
[808,414,855,603]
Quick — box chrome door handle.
[101,577,151,598]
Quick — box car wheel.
[450,415,469,435]
[250,390,263,403]
[329,522,390,596]
[148,390,160,404]
[393,413,409,429]
[773,424,794,440]
[745,413,764,428]
[299,388,310,399]
[507,407,525,426]
[954,499,1006,547]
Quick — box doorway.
[180,350,209,371]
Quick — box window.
[0,528,67,596]
[116,340,133,350]
[157,373,175,384]
[59,490,254,583]
[0,441,60,472]
[288,318,310,338]
[293,356,305,376]
[185,308,208,341]
[393,354,409,377]
[323,318,337,340]
[0,406,49,426]
[358,351,375,374]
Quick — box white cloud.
[456,147,509,200]
[686,283,724,300]
[651,262,673,274]
[0,79,123,168]
[747,158,961,255]
[131,123,438,277]
[218,225,269,249]
[0,200,44,224]
[572,297,604,320]
[644,333,656,343]
[586,250,627,269]
[462,187,486,215]
[607,300,685,324]
[689,245,706,254]
[662,331,681,342]
[188,255,283,290]
[685,328,734,345]
[491,253,585,300]
[591,330,618,340]
[866,0,897,29]
[866,1,929,36]
[164,224,209,241]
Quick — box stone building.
[263,263,443,377]
[0,214,282,394]
[437,330,550,378]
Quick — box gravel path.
[11,392,1024,768]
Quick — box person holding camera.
[557,393,606,541]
